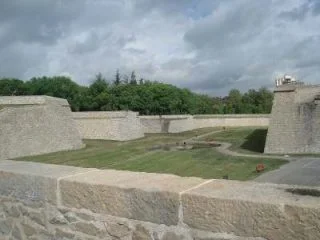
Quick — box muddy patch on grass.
[147,142,221,151]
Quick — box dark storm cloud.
[184,0,272,50]
[0,0,84,46]
[0,0,319,95]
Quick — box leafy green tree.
[225,89,242,113]
[0,73,273,115]
[122,74,129,84]
[89,73,108,95]
[0,78,28,95]
[114,69,121,85]
[26,76,82,111]
[130,71,137,85]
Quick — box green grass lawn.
[15,127,288,180]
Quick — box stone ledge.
[182,180,320,240]
[0,96,69,107]
[0,160,93,206]
[60,169,206,226]
[193,114,270,119]
[0,160,319,239]
[139,114,270,119]
[73,111,138,119]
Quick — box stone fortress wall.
[0,160,319,240]
[73,113,270,139]
[72,111,144,141]
[265,84,320,154]
[139,114,270,134]
[0,96,84,160]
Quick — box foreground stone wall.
[73,111,144,141]
[265,84,320,154]
[140,114,270,133]
[0,96,84,160]
[0,160,319,240]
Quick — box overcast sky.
[0,0,319,96]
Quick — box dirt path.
[185,130,290,160]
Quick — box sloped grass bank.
[16,127,287,180]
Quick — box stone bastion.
[0,96,84,160]
[265,84,320,154]
[0,160,319,240]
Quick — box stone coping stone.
[73,111,138,119]
[0,95,69,106]
[273,83,320,92]
[193,114,270,119]
[0,160,92,178]
[1,160,320,239]
[139,115,192,119]
[183,180,320,206]
[60,169,206,226]
[140,114,270,119]
[182,180,320,240]
[0,160,93,205]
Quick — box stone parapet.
[73,111,139,119]
[0,95,69,107]
[0,160,319,240]
[0,96,84,160]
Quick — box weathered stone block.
[60,169,205,226]
[106,223,131,238]
[3,204,20,218]
[73,222,103,237]
[21,223,37,237]
[0,160,92,206]
[132,224,152,240]
[55,228,75,239]
[28,210,46,227]
[182,180,320,240]
[0,171,56,206]
[0,220,12,236]
[12,225,23,240]
[0,96,84,159]
[63,212,78,223]
[162,232,184,240]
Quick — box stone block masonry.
[140,114,270,134]
[73,111,144,141]
[265,84,320,154]
[1,160,319,240]
[0,96,84,160]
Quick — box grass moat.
[16,127,288,180]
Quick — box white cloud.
[0,0,320,95]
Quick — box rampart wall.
[0,96,84,160]
[73,111,144,141]
[265,84,320,154]
[0,160,319,240]
[140,114,270,134]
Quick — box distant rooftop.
[275,74,304,87]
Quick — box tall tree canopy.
[0,71,273,115]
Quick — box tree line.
[0,71,273,115]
